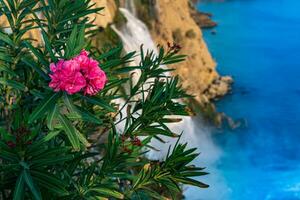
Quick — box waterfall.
[112,7,229,200]
[112,8,196,156]
[125,0,137,16]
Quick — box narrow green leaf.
[24,41,49,67]
[47,104,59,130]
[139,188,166,200]
[89,188,124,199]
[98,45,122,60]
[0,31,14,46]
[31,170,69,195]
[181,171,209,177]
[65,25,79,58]
[23,170,42,200]
[81,95,115,112]
[28,92,60,124]
[0,149,19,162]
[41,30,57,61]
[58,114,80,150]
[172,176,209,188]
[0,78,26,90]
[0,127,14,141]
[13,173,24,200]
[31,155,74,167]
[64,94,102,124]
[0,52,13,63]
[21,58,49,80]
[73,106,103,125]
[114,66,140,74]
[63,93,77,113]
[43,130,60,142]
[75,129,90,147]
[74,25,85,53]
[0,64,17,76]
[139,127,177,137]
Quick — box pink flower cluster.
[49,50,107,95]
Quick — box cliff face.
[149,0,232,103]
[85,0,234,104]
[0,12,42,45]
[92,0,117,28]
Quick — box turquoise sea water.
[196,0,300,199]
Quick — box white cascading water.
[124,0,137,17]
[112,7,229,200]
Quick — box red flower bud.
[131,137,142,146]
[6,141,16,148]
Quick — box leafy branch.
[0,0,209,199]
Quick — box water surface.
[194,0,300,199]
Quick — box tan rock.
[0,10,41,45]
[150,0,231,103]
[91,0,117,28]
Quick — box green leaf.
[181,171,209,177]
[89,188,124,199]
[172,176,209,188]
[41,30,57,62]
[139,188,166,200]
[0,52,13,63]
[114,66,140,74]
[24,41,49,67]
[139,127,177,137]
[68,25,78,47]
[64,94,102,124]
[58,114,80,150]
[0,150,18,162]
[31,170,69,196]
[0,31,14,46]
[13,173,25,200]
[23,170,42,200]
[0,142,19,162]
[98,45,122,60]
[0,127,14,141]
[0,78,26,90]
[75,129,90,147]
[67,106,103,125]
[65,25,85,58]
[28,92,60,124]
[21,58,49,80]
[63,93,77,113]
[0,0,14,27]
[74,24,85,53]
[43,130,60,142]
[47,104,59,130]
[0,64,17,77]
[31,154,74,168]
[81,95,116,112]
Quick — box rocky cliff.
[92,0,117,27]
[147,0,232,104]
[107,0,232,105]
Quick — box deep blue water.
[196,0,300,199]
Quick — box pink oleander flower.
[82,57,107,95]
[48,50,107,95]
[49,59,86,94]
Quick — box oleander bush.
[0,0,208,199]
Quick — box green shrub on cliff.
[0,0,208,199]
